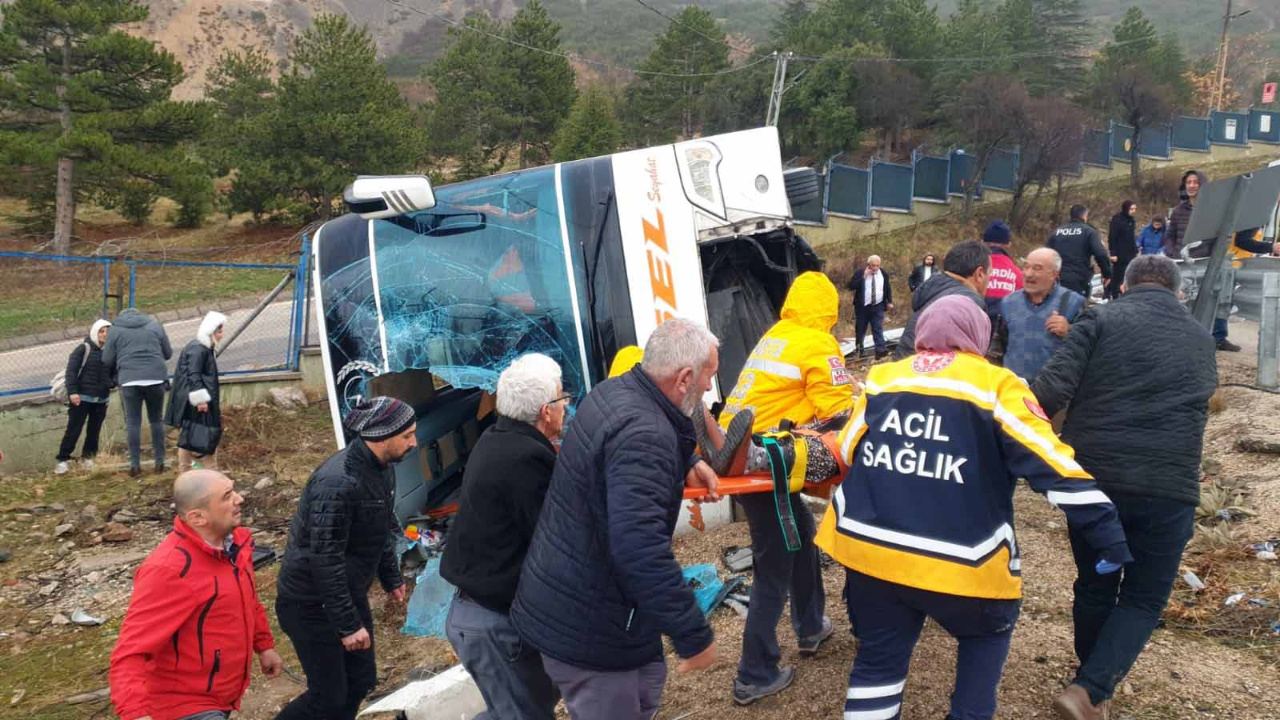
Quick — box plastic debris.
[683,564,726,616]
[722,546,754,573]
[1181,570,1206,591]
[1217,509,1233,522]
[1249,541,1275,553]
[723,598,749,618]
[1272,621,1280,635]
[402,556,455,639]
[1224,592,1246,607]
[70,609,104,627]
[252,545,278,570]
[1248,598,1269,608]
[1258,551,1278,561]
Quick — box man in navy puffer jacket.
[511,318,721,720]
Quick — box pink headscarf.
[914,294,991,356]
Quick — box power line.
[383,0,775,79]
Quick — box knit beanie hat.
[982,220,1011,245]
[343,397,416,441]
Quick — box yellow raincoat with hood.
[720,271,856,434]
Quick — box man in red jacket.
[110,470,282,720]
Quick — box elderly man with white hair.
[512,318,721,720]
[998,247,1087,382]
[848,254,894,359]
[440,353,569,720]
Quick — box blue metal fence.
[870,160,914,212]
[827,164,872,218]
[913,153,949,202]
[793,169,826,224]
[0,248,311,398]
[982,149,1019,191]
[1210,111,1250,145]
[1249,109,1280,145]
[1112,123,1173,160]
[1173,116,1212,151]
[1084,128,1112,167]
[948,151,983,198]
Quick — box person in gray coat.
[167,312,226,473]
[102,308,173,477]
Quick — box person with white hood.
[167,312,227,472]
[55,319,115,475]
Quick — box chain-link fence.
[0,244,311,399]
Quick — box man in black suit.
[848,255,893,359]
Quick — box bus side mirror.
[344,175,437,219]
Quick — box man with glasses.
[441,353,569,720]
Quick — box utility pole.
[1213,0,1253,112]
[765,51,792,128]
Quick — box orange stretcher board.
[682,475,838,500]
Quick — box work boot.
[1053,684,1110,720]
[732,666,795,706]
[798,616,834,657]
[1217,338,1241,352]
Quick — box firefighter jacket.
[720,271,855,434]
[814,351,1131,600]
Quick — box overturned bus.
[311,126,823,533]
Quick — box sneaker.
[54,461,69,475]
[80,459,94,470]
[732,666,795,706]
[1053,684,1110,720]
[797,616,835,657]
[1217,339,1242,352]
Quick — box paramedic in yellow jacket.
[814,295,1131,720]
[718,271,854,706]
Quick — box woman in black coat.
[166,311,226,472]
[1106,200,1138,299]
[55,319,115,474]
[908,253,937,293]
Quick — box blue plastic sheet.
[402,556,455,638]
[683,564,725,616]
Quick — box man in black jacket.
[848,255,893,359]
[274,397,415,720]
[894,241,990,359]
[1033,255,1217,720]
[511,318,721,720]
[1047,205,1112,297]
[441,354,567,720]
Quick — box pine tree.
[627,7,731,144]
[933,0,1010,105]
[270,15,425,218]
[553,87,622,162]
[205,49,287,222]
[0,0,206,247]
[505,0,577,168]
[998,0,1089,96]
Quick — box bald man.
[999,248,1086,382]
[111,470,281,720]
[848,255,893,359]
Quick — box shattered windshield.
[371,167,592,401]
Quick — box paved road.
[0,302,299,396]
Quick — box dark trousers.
[445,594,558,720]
[275,597,377,720]
[541,655,666,720]
[843,569,1020,720]
[735,492,825,686]
[56,401,109,462]
[120,384,166,469]
[1105,259,1130,299]
[1213,317,1228,343]
[1068,492,1195,705]
[855,304,887,355]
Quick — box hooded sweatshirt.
[102,308,173,386]
[893,273,985,360]
[720,271,855,433]
[66,319,115,401]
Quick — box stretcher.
[682,475,837,500]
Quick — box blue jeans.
[843,570,1020,720]
[735,491,825,686]
[1213,317,1228,343]
[120,384,166,469]
[446,594,558,720]
[856,304,887,355]
[1068,492,1195,705]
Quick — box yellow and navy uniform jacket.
[814,350,1130,600]
[720,271,855,434]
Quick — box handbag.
[178,412,222,456]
